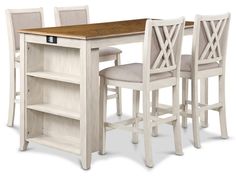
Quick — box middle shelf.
[27,71,80,84]
[27,104,80,120]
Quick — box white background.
[0,0,235,190]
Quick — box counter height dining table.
[19,18,194,169]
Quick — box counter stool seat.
[100,63,172,83]
[181,55,219,72]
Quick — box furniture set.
[5,6,230,169]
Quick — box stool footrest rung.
[107,94,117,99]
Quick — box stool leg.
[143,89,153,168]
[173,84,183,155]
[115,54,122,116]
[152,90,158,137]
[200,79,208,128]
[132,90,140,144]
[192,77,201,148]
[182,78,188,128]
[99,77,107,155]
[219,75,228,139]
[8,65,16,127]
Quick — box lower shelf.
[27,104,80,120]
[27,135,80,155]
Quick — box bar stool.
[6,8,44,127]
[181,13,230,148]
[54,6,122,116]
[99,18,185,167]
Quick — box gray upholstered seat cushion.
[100,63,172,83]
[181,55,219,72]
[99,47,122,57]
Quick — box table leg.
[80,41,99,169]
[20,34,28,151]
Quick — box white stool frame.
[99,18,185,167]
[6,8,44,127]
[181,13,230,148]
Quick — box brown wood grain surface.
[19,19,194,40]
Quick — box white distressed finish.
[152,90,159,137]
[27,104,80,120]
[132,90,140,143]
[20,33,28,151]
[27,71,80,84]
[181,78,188,128]
[200,79,208,127]
[99,77,107,155]
[79,42,99,169]
[20,34,88,169]
[6,8,44,127]
[180,13,230,148]
[54,6,122,116]
[99,18,185,167]
[27,135,81,154]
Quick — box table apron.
[89,34,144,48]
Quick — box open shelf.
[24,43,84,160]
[27,71,80,84]
[27,135,80,155]
[27,104,80,120]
